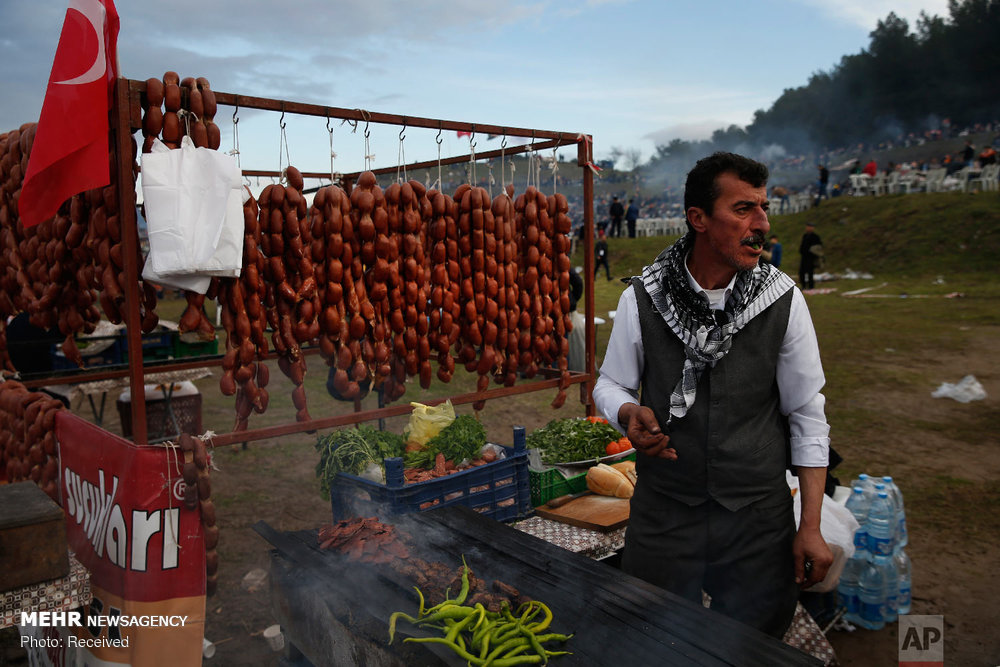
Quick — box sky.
[1,0,952,178]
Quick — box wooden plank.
[532,494,630,531]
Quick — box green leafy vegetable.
[315,425,405,499]
[404,415,486,469]
[527,417,623,464]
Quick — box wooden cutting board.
[533,494,630,532]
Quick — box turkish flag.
[19,0,120,228]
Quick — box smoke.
[757,143,788,162]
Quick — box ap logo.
[899,615,943,667]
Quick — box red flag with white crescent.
[19,0,120,228]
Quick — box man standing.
[814,164,829,207]
[768,234,783,268]
[594,228,611,281]
[609,196,625,238]
[798,223,822,289]
[625,199,640,238]
[593,152,832,639]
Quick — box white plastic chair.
[886,171,901,194]
[924,168,947,193]
[968,164,999,192]
[870,173,887,196]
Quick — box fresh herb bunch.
[528,417,624,464]
[403,414,486,469]
[315,424,405,499]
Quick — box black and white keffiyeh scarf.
[640,232,796,423]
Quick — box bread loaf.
[586,463,634,499]
[610,460,636,486]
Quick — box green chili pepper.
[524,602,553,633]
[387,611,417,644]
[402,636,482,663]
[454,556,471,606]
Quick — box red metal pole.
[578,135,596,416]
[113,78,147,445]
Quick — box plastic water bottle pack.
[841,473,913,627]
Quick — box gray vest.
[632,278,793,511]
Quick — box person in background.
[609,196,625,238]
[814,164,829,207]
[625,199,640,238]
[862,159,878,177]
[961,140,975,167]
[798,222,822,290]
[594,228,611,281]
[566,268,586,373]
[768,234,783,268]
[593,152,832,639]
[978,145,996,166]
[771,185,790,214]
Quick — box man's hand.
[793,466,834,587]
[618,403,676,460]
[793,526,833,588]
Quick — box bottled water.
[851,473,876,502]
[838,551,867,623]
[882,476,908,550]
[875,552,899,623]
[895,549,912,615]
[844,486,871,559]
[867,491,895,557]
[857,560,886,630]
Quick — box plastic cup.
[263,625,284,652]
[202,637,215,659]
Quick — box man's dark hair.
[684,152,769,216]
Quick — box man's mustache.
[741,233,766,247]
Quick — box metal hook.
[501,134,508,150]
[326,114,332,132]
[436,127,443,146]
[232,100,239,123]
[279,109,286,129]
[399,122,406,142]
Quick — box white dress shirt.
[593,266,830,468]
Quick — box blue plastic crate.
[121,328,176,362]
[50,338,124,371]
[330,426,532,523]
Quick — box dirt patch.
[825,331,1000,665]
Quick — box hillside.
[590,189,1000,281]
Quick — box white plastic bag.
[931,374,987,403]
[140,136,244,293]
[787,471,859,592]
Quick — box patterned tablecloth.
[1,552,91,628]
[513,515,836,666]
[513,515,625,560]
[71,367,212,399]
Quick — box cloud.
[790,0,950,31]
[0,0,547,129]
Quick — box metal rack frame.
[32,77,599,446]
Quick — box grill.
[255,507,821,666]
